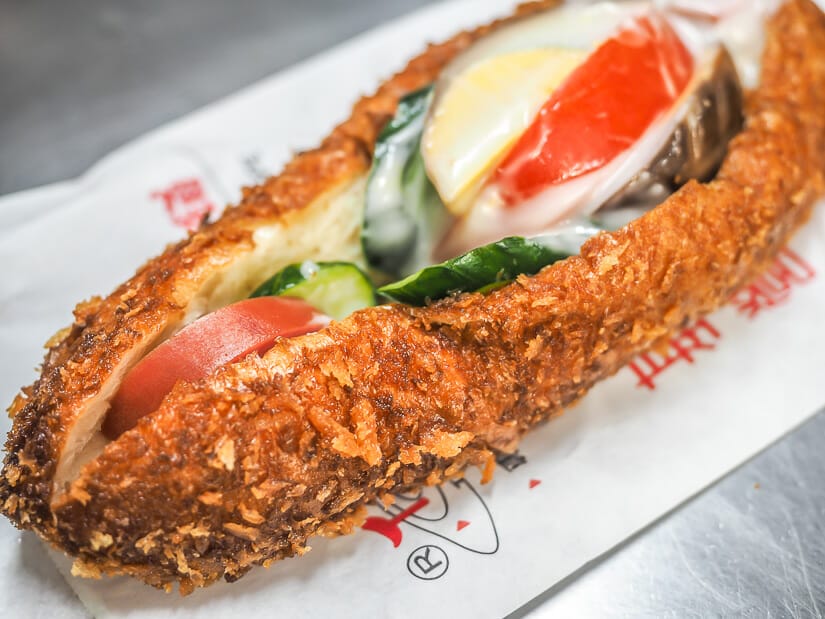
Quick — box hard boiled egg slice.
[421,48,586,216]
[422,1,652,216]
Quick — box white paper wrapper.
[1,0,824,617]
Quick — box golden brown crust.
[0,0,559,540]
[2,0,824,594]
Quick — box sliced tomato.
[494,13,694,205]
[102,296,329,439]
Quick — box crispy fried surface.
[2,0,824,594]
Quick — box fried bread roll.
[1,0,824,593]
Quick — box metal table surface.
[2,1,824,616]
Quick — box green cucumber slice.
[362,85,451,278]
[251,261,376,320]
[378,236,571,306]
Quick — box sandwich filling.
[99,0,776,441]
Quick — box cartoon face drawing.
[364,479,499,555]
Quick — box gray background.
[2,1,824,616]
[0,0,445,194]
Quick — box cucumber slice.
[362,85,451,278]
[251,261,376,320]
[378,237,571,306]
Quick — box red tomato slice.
[495,14,694,205]
[102,296,329,439]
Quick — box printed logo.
[363,478,499,556]
[362,452,533,580]
[730,248,816,319]
[407,545,449,580]
[390,479,500,555]
[363,497,430,548]
[242,152,273,184]
[150,178,215,231]
[627,247,817,391]
[628,317,721,390]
